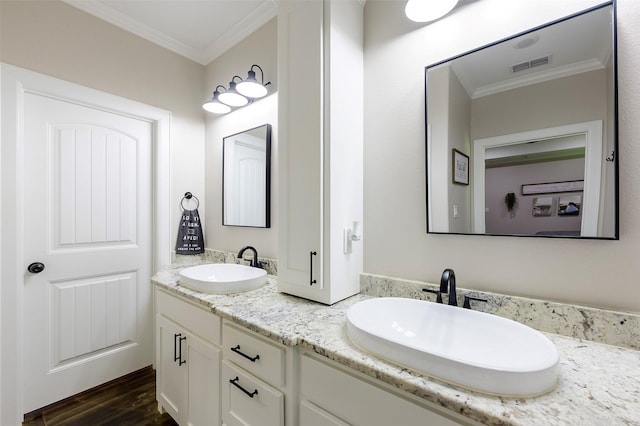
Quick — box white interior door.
[22,91,153,413]
[230,141,266,226]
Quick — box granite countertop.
[152,264,640,426]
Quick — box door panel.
[50,272,137,369]
[53,125,137,247]
[23,92,153,413]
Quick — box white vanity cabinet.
[155,289,222,426]
[221,322,295,426]
[277,0,364,305]
[299,352,480,426]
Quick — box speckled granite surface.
[153,263,640,426]
[361,274,640,351]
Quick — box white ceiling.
[62,0,277,65]
[448,5,613,99]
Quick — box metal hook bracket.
[180,192,199,210]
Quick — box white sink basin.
[178,263,267,294]
[346,297,559,397]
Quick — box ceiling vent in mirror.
[511,55,551,73]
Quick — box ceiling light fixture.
[202,85,232,114]
[236,64,271,98]
[405,0,459,23]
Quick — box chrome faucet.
[440,268,457,306]
[237,246,261,268]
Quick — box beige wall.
[203,19,278,259]
[364,0,640,312]
[470,69,607,141]
[0,0,206,260]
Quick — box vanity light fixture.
[218,76,249,107]
[202,85,232,114]
[203,65,271,114]
[405,0,459,23]
[236,64,271,98]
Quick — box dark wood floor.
[23,366,177,426]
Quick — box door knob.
[27,262,45,274]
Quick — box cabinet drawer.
[222,360,284,426]
[156,289,221,345]
[223,322,285,387]
[300,400,350,426]
[300,354,471,426]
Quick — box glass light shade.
[218,91,248,107]
[236,80,268,98]
[202,99,231,114]
[218,81,249,107]
[405,0,459,23]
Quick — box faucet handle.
[422,288,443,304]
[463,295,488,309]
[238,257,252,267]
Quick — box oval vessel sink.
[346,297,559,397]
[178,263,267,294]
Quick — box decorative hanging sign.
[175,193,204,255]
[521,180,584,195]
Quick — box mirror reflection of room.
[426,3,617,239]
[222,124,271,228]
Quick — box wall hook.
[606,151,615,162]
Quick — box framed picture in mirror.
[452,149,469,185]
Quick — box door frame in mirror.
[472,120,603,236]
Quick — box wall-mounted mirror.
[223,124,271,228]
[425,2,618,239]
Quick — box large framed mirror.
[223,124,271,228]
[425,2,618,239]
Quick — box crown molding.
[472,58,605,99]
[62,0,277,65]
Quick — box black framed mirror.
[223,124,271,228]
[425,2,618,239]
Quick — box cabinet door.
[186,332,221,426]
[157,315,188,424]
[278,0,325,296]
